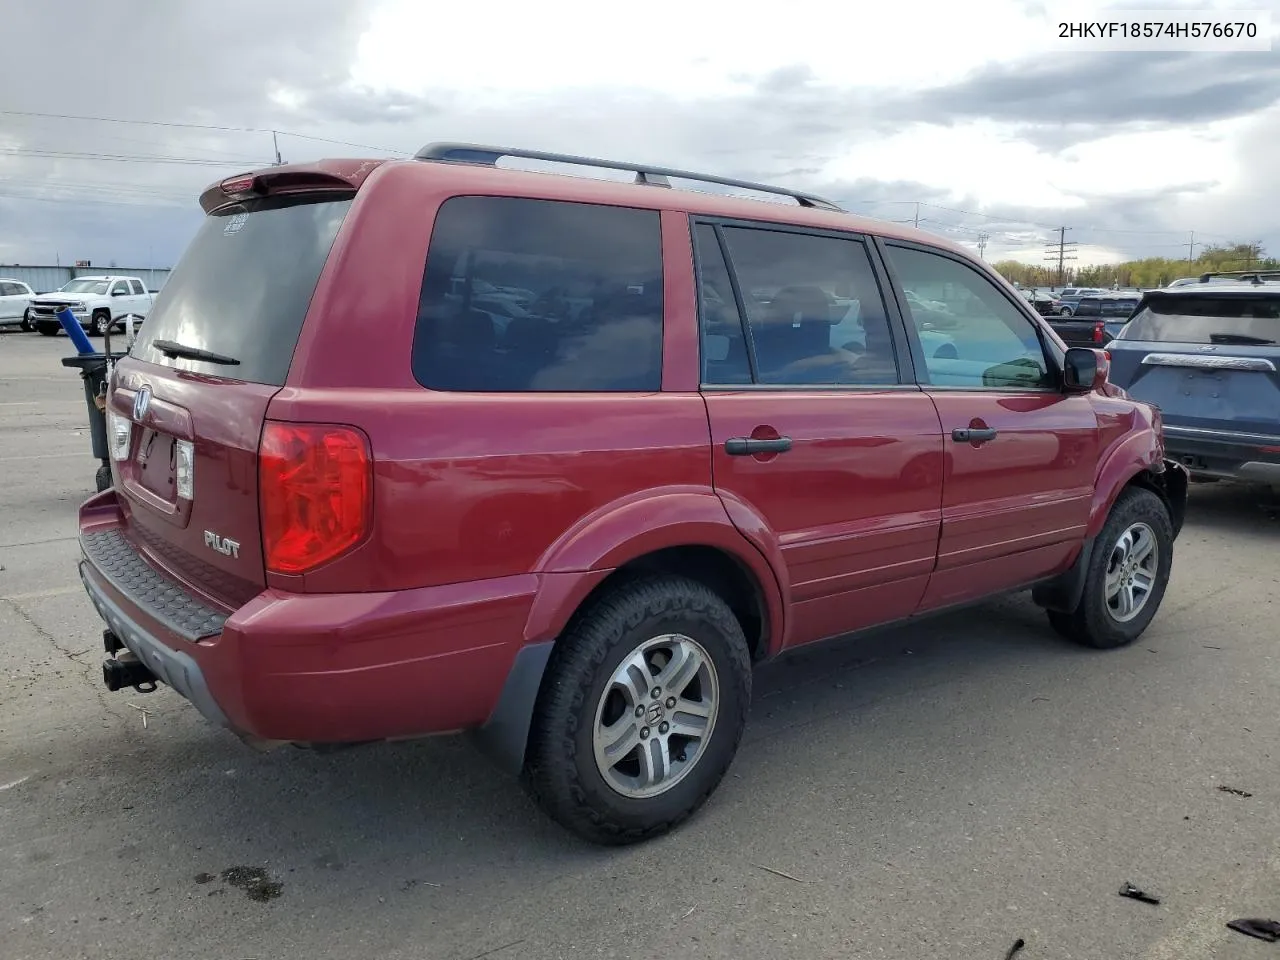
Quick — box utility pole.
[913,202,920,229]
[1185,230,1196,262]
[1043,226,1077,286]
[272,130,283,166]
[976,232,990,260]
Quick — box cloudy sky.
[2,0,1278,271]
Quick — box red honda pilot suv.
[78,143,1188,844]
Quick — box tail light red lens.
[1092,321,1105,343]
[260,422,372,575]
[221,174,259,195]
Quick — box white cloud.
[2,0,1279,267]
[351,0,1049,97]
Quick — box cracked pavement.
[2,331,1280,960]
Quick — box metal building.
[0,265,171,295]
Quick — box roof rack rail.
[1197,269,1280,284]
[414,142,846,212]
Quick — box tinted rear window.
[1120,294,1280,344]
[132,195,352,386]
[412,196,664,392]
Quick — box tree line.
[992,243,1277,290]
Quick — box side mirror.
[1063,347,1108,392]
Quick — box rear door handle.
[952,427,998,443]
[725,437,793,455]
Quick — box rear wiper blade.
[151,339,241,365]
[1208,332,1276,345]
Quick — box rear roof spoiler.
[199,160,387,213]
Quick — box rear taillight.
[107,410,132,461]
[1092,321,1105,343]
[259,422,372,575]
[220,174,260,195]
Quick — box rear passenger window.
[413,197,664,392]
[710,226,900,386]
[130,279,145,295]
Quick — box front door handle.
[725,437,793,456]
[952,427,998,443]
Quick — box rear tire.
[20,309,31,332]
[524,575,752,845]
[94,464,112,493]
[1047,487,1173,649]
[37,322,58,336]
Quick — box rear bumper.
[1163,425,1280,484]
[77,492,540,744]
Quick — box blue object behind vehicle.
[1107,284,1280,485]
[58,306,96,355]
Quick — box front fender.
[1087,425,1165,538]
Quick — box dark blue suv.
[1107,280,1280,491]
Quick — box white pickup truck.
[29,276,155,337]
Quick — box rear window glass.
[1120,295,1280,344]
[132,195,352,386]
[412,196,664,392]
[1072,298,1135,317]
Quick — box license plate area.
[135,427,178,502]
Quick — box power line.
[0,147,262,167]
[0,190,189,209]
[0,108,411,156]
[0,108,262,133]
[845,197,1240,243]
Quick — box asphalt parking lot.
[2,331,1279,960]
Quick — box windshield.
[132,195,352,385]
[59,279,109,295]
[1119,294,1280,344]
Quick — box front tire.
[524,575,752,845]
[20,309,32,332]
[36,321,58,337]
[1047,487,1173,649]
[88,311,107,337]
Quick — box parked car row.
[0,275,154,336]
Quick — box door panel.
[693,220,944,647]
[880,241,1100,610]
[0,284,20,319]
[705,391,945,644]
[922,391,1098,608]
